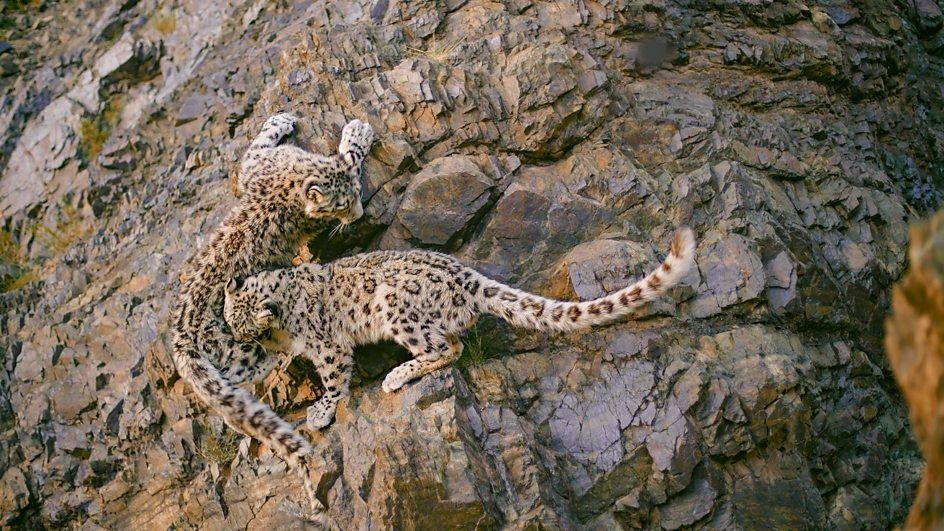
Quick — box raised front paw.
[264,112,298,130]
[305,401,335,431]
[338,119,374,159]
[260,112,298,141]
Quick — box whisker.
[329,223,346,239]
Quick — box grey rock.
[765,251,797,311]
[395,155,493,246]
[175,92,215,126]
[912,0,944,36]
[689,234,765,318]
[659,476,716,530]
[94,36,162,85]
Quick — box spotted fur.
[223,229,696,431]
[170,113,373,515]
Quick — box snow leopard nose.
[350,201,363,221]
[340,202,363,224]
[261,301,280,318]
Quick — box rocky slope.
[1,0,942,528]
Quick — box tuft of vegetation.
[149,11,176,35]
[197,426,241,466]
[0,204,91,293]
[167,515,197,531]
[1,268,38,293]
[78,100,123,161]
[0,0,43,35]
[78,117,109,160]
[457,326,502,372]
[407,33,469,63]
[0,228,31,293]
[0,229,20,264]
[33,204,90,256]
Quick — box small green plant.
[79,99,122,161]
[168,514,196,531]
[458,327,502,371]
[0,229,19,264]
[0,228,32,293]
[197,426,241,466]
[1,269,38,292]
[79,117,109,160]
[4,0,43,9]
[0,0,42,37]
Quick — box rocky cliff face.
[1,0,942,529]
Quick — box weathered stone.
[563,239,657,301]
[765,251,797,311]
[0,96,84,217]
[911,0,944,36]
[94,36,162,85]
[0,466,31,525]
[659,475,717,530]
[689,234,766,318]
[395,155,493,246]
[175,92,215,126]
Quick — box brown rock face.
[0,0,942,528]
[886,211,944,530]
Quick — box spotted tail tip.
[671,227,697,263]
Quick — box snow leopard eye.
[303,180,326,203]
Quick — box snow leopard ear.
[225,277,244,295]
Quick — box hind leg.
[304,343,354,430]
[382,332,463,393]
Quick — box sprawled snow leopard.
[170,111,373,514]
[223,229,696,431]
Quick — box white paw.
[306,404,334,430]
[264,112,298,129]
[338,119,374,155]
[381,372,406,393]
[261,113,298,141]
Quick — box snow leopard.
[170,111,373,515]
[222,228,696,431]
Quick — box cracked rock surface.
[1,0,941,528]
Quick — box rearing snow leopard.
[223,229,696,431]
[170,112,373,514]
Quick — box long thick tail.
[171,331,323,515]
[475,228,696,332]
